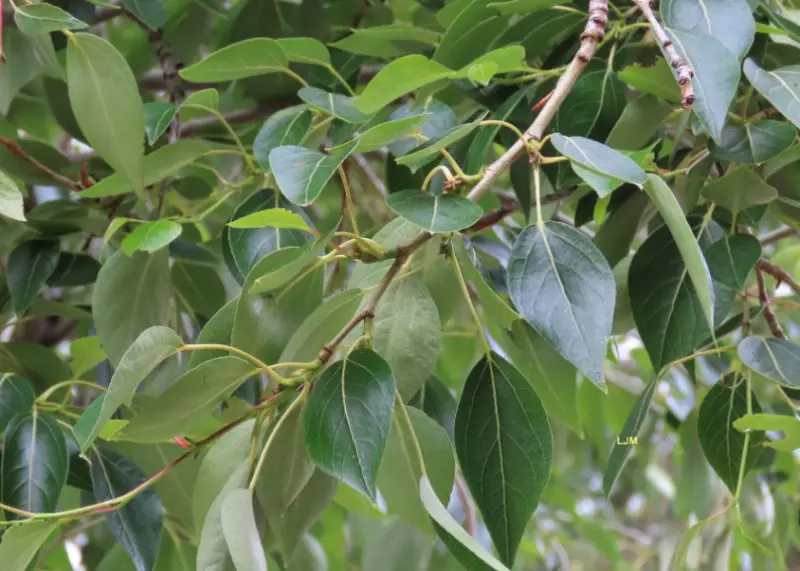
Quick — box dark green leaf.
[386,190,483,233]
[270,141,358,205]
[455,354,552,567]
[121,221,183,256]
[714,120,796,164]
[700,167,778,211]
[303,349,395,500]
[0,374,35,431]
[739,336,800,388]
[47,253,101,287]
[593,190,649,268]
[508,221,615,387]
[6,239,60,316]
[554,66,626,140]
[220,489,268,571]
[0,520,60,571]
[466,89,526,173]
[487,0,563,14]
[143,103,177,146]
[704,233,761,291]
[409,376,457,440]
[744,60,800,130]
[661,0,755,59]
[179,38,288,82]
[14,3,87,35]
[434,0,500,68]
[253,107,313,173]
[171,262,226,318]
[298,87,371,124]
[120,0,165,30]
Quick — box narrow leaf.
[179,38,288,82]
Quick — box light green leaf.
[270,141,358,205]
[743,59,800,131]
[0,171,26,222]
[67,33,144,191]
[661,0,755,60]
[298,87,372,124]
[179,38,288,82]
[386,190,483,233]
[734,413,800,451]
[14,3,87,35]
[508,221,615,387]
[0,31,48,114]
[349,114,430,153]
[276,37,330,66]
[121,220,183,256]
[75,326,182,451]
[551,134,647,195]
[739,336,800,388]
[197,465,248,571]
[700,167,778,211]
[70,336,106,378]
[488,0,564,13]
[388,100,457,158]
[253,107,313,173]
[330,25,440,58]
[714,120,797,164]
[6,239,60,316]
[0,521,59,571]
[362,519,433,571]
[220,489,268,571]
[143,102,177,146]
[227,208,312,232]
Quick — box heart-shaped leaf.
[714,120,796,164]
[14,3,87,35]
[303,349,395,500]
[386,190,483,233]
[298,87,372,124]
[700,167,778,212]
[179,38,288,82]
[743,59,800,130]
[739,336,800,388]
[253,107,313,173]
[270,141,358,205]
[508,221,615,387]
[661,0,755,60]
[6,239,60,316]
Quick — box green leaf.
[120,0,165,29]
[270,141,357,205]
[179,38,288,82]
[70,337,106,378]
[253,107,313,173]
[617,60,683,103]
[76,326,182,451]
[0,520,60,571]
[6,239,60,316]
[434,0,500,69]
[739,336,800,388]
[47,253,101,287]
[90,448,164,571]
[395,120,483,172]
[713,120,796,164]
[733,413,800,451]
[119,357,255,443]
[303,349,395,500]
[0,171,26,222]
[92,250,173,367]
[248,226,333,294]
[388,101,457,158]
[220,489,268,571]
[386,190,483,233]
[508,221,615,387]
[420,477,511,571]
[377,405,455,534]
[455,354,552,567]
[458,45,526,85]
[698,373,764,492]
[0,374,35,431]
[227,208,312,232]
[13,3,87,35]
[593,191,649,268]
[362,519,433,571]
[197,464,248,571]
[669,518,713,571]
[661,0,755,60]
[643,174,714,332]
[373,276,441,400]
[466,89,526,173]
[743,60,800,130]
[700,167,778,212]
[330,24,440,58]
[554,66,627,140]
[297,87,372,124]
[276,37,330,66]
[666,28,740,142]
[143,102,177,146]
[67,33,145,191]
[171,262,226,318]
[349,114,430,153]
[0,31,50,115]
[81,140,212,198]
[1,412,68,518]
[488,0,563,14]
[121,221,183,256]
[353,55,455,114]
[705,233,761,291]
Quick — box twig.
[0,137,81,191]
[756,266,785,339]
[466,0,609,202]
[758,259,800,296]
[466,188,575,233]
[760,227,798,246]
[454,473,477,537]
[634,0,695,109]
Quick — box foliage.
[2,0,800,569]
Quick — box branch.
[466,0,609,202]
[760,226,798,246]
[0,137,82,191]
[758,259,800,296]
[634,0,695,109]
[756,265,785,339]
[466,188,575,233]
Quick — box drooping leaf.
[253,107,313,173]
[1,412,68,518]
[121,221,183,256]
[67,33,145,191]
[6,239,60,316]
[743,60,800,131]
[739,336,800,388]
[298,87,372,124]
[90,448,164,571]
[227,208,312,232]
[698,373,764,492]
[455,354,553,567]
[0,374,35,431]
[700,167,778,212]
[303,349,395,500]
[270,141,358,205]
[120,0,165,29]
[0,171,26,222]
[220,489,268,571]
[143,102,177,146]
[386,190,483,233]
[179,38,288,82]
[508,221,615,388]
[14,3,87,35]
[0,520,60,571]
[196,464,248,571]
[661,0,755,60]
[713,120,796,164]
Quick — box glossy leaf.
[298,87,371,124]
[0,171,25,222]
[179,38,288,82]
[220,489,268,571]
[739,336,800,388]
[303,349,395,500]
[253,107,313,173]
[227,208,312,232]
[0,374,35,431]
[270,141,358,205]
[121,220,183,256]
[0,520,60,571]
[700,167,778,212]
[661,0,755,59]
[455,355,553,567]
[714,120,796,164]
[143,102,177,146]
[508,221,615,387]
[6,239,60,316]
[386,190,483,233]
[551,134,647,195]
[14,3,87,35]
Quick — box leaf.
[303,349,395,500]
[698,373,764,492]
[179,38,288,82]
[458,45,526,84]
[70,337,106,378]
[270,141,357,205]
[353,55,455,114]
[434,0,501,68]
[643,174,715,332]
[593,191,649,268]
[350,114,430,153]
[14,3,87,35]
[47,253,101,287]
[90,448,164,571]
[388,100,458,158]
[119,357,255,443]
[377,405,455,533]
[700,167,778,212]
[665,28,740,142]
[220,489,268,571]
[171,262,226,318]
[554,66,627,140]
[362,519,433,571]
[733,413,800,451]
[739,336,800,388]
[1,412,68,518]
[713,120,796,164]
[92,250,173,367]
[76,326,183,451]
[386,190,483,233]
[276,37,330,66]
[120,0,165,30]
[373,276,441,400]
[121,221,183,256]
[466,89,526,173]
[330,24,440,58]
[143,103,177,146]
[197,464,248,571]
[508,221,615,387]
[81,140,212,198]
[617,60,683,103]
[704,233,761,291]
[253,107,313,173]
[0,520,60,571]
[67,33,145,191]
[0,171,25,221]
[602,379,657,496]
[395,119,483,172]
[420,476,511,571]
[661,0,755,60]
[0,374,35,431]
[227,208,312,232]
[743,60,800,130]
[669,519,713,571]
[6,239,60,316]
[455,354,552,566]
[247,227,333,294]
[488,0,563,14]
[297,87,372,124]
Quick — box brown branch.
[466,0,609,201]
[466,188,575,233]
[0,137,82,191]
[756,266,785,339]
[758,259,800,296]
[634,0,695,108]
[138,70,217,92]
[760,227,798,246]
